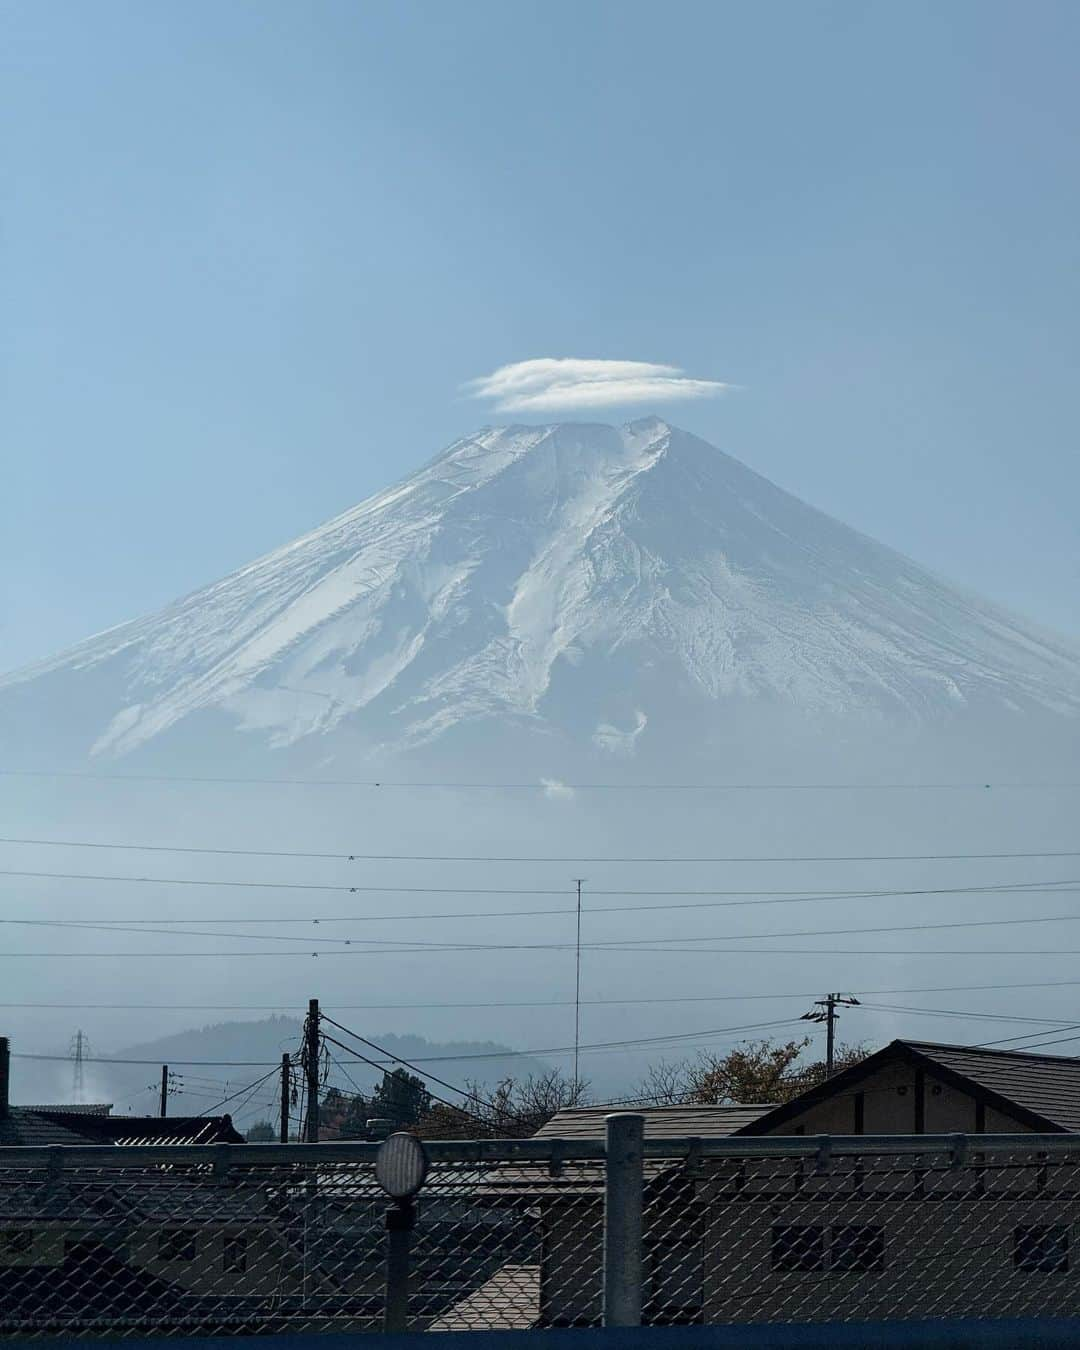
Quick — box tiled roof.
[0,1110,100,1146]
[429,1264,539,1330]
[55,1112,244,1146]
[108,1119,241,1146]
[902,1040,1080,1133]
[0,1109,242,1147]
[19,1103,112,1115]
[534,1103,772,1139]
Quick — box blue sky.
[4,0,1079,670]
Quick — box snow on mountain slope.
[3,417,1079,759]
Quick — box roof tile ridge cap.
[913,1040,1080,1065]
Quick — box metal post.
[159,1065,168,1118]
[573,878,584,1087]
[305,999,320,1143]
[280,1053,291,1143]
[384,1199,416,1333]
[603,1112,644,1327]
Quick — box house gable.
[737,1040,1062,1137]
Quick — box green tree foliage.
[319,1069,433,1138]
[244,1119,277,1142]
[320,1085,373,1139]
[373,1068,432,1126]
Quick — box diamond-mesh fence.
[0,1146,602,1338]
[640,1140,1080,1327]
[1,1136,1080,1336]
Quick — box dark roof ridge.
[899,1038,1080,1067]
[557,1102,776,1111]
[22,1103,113,1116]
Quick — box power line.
[14,902,1080,956]
[4,877,1076,923]
[191,1066,281,1117]
[323,1014,811,1069]
[14,905,1080,958]
[324,1051,371,1103]
[17,1024,814,1073]
[13,1053,281,1067]
[14,975,1080,1012]
[0,836,1076,865]
[855,1002,1080,1026]
[320,1032,520,1135]
[976,1027,1080,1052]
[20,944,1080,959]
[4,771,1078,791]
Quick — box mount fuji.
[3,418,1079,764]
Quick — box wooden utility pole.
[305,999,320,1142]
[159,1064,169,1118]
[280,1052,291,1143]
[801,994,860,1076]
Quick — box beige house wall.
[701,1194,1080,1323]
[131,1222,305,1296]
[758,1062,1035,1137]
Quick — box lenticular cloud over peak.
[466,357,731,412]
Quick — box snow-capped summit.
[3,419,1079,760]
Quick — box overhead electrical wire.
[8,1019,806,1073]
[11,977,1080,1013]
[11,905,1080,952]
[853,1002,1080,1027]
[325,1013,810,1067]
[0,836,1076,865]
[324,1051,372,1104]
[191,1066,280,1118]
[4,770,1078,790]
[17,944,1080,958]
[2,878,1075,923]
[320,1033,537,1134]
[976,1027,1080,1052]
[13,1052,286,1067]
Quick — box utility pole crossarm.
[801,993,860,1077]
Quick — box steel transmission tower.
[70,1030,89,1103]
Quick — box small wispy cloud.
[466,358,732,413]
[541,777,576,801]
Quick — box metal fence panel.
[639,1143,1080,1327]
[2,1135,1080,1337]
[0,1148,603,1337]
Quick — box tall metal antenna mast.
[573,879,585,1088]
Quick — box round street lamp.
[375,1131,429,1200]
